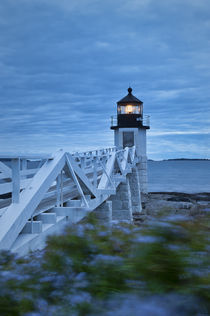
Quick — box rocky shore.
[133,192,210,225]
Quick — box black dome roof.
[117,87,143,104]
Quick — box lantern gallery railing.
[110,115,150,128]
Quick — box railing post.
[22,159,27,179]
[56,173,61,207]
[61,171,63,207]
[102,154,107,167]
[22,159,27,170]
[12,158,20,204]
[93,157,98,188]
[81,156,85,170]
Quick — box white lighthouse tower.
[111,87,150,193]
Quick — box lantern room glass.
[117,105,142,115]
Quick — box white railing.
[110,115,150,128]
[0,146,140,250]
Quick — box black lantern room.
[111,87,149,129]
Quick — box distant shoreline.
[148,158,210,162]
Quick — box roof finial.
[128,86,132,94]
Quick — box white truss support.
[98,152,116,190]
[65,154,89,208]
[127,149,133,165]
[99,159,115,189]
[12,158,21,204]
[116,156,124,175]
[121,147,129,172]
[66,153,98,198]
[0,150,66,250]
[0,161,12,178]
[130,146,136,162]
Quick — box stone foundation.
[109,178,133,223]
[94,167,146,223]
[128,167,142,213]
[93,201,112,226]
[137,157,148,194]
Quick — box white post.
[81,156,85,170]
[22,159,27,179]
[56,174,61,207]
[102,154,107,166]
[93,157,98,188]
[12,158,20,204]
[61,171,63,207]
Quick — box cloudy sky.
[0,0,210,159]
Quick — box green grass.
[0,212,209,315]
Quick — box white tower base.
[114,127,148,194]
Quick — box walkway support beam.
[0,150,66,250]
[12,158,20,204]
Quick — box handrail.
[0,146,136,205]
[0,154,53,159]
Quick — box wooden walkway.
[0,146,140,254]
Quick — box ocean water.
[148,160,210,193]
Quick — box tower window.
[118,105,141,114]
[123,132,134,147]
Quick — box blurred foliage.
[0,212,209,315]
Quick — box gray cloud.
[0,0,209,159]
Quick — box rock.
[167,197,192,202]
[132,192,210,225]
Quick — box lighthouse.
[111,87,150,193]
